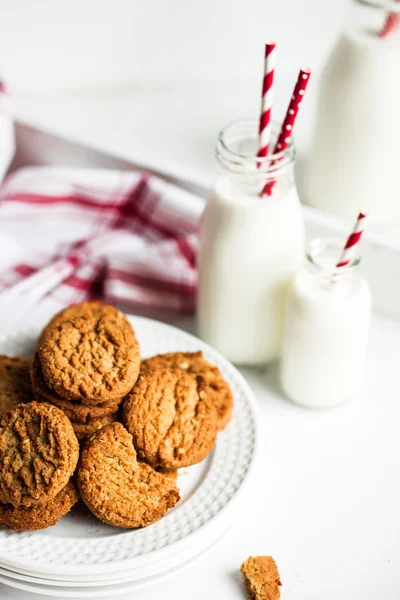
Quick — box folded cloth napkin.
[0,85,205,327]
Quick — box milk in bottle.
[280,239,372,408]
[306,0,400,224]
[197,120,305,365]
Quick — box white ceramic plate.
[0,570,178,598]
[0,316,259,582]
[0,534,224,599]
[0,524,232,596]
[0,516,233,587]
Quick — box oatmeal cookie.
[240,556,282,600]
[0,402,79,508]
[122,368,218,469]
[141,351,233,430]
[0,480,79,530]
[39,314,140,403]
[77,422,180,528]
[31,352,120,421]
[72,413,118,442]
[0,356,32,415]
[40,301,127,342]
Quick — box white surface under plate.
[0,316,259,581]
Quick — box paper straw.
[261,67,311,197]
[336,212,367,268]
[257,42,276,159]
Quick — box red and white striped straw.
[261,67,311,196]
[336,212,367,268]
[379,0,400,38]
[274,67,311,154]
[257,42,276,159]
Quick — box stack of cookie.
[0,402,80,530]
[31,302,141,441]
[75,349,233,529]
[0,301,234,531]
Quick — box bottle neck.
[305,239,361,283]
[215,119,296,198]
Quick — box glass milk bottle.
[306,0,400,224]
[280,239,372,408]
[197,119,305,365]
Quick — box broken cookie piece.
[240,556,282,600]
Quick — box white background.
[0,0,348,186]
[0,0,346,91]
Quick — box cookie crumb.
[240,556,281,600]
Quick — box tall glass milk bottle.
[280,239,372,408]
[306,0,400,224]
[197,119,305,365]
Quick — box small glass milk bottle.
[305,0,400,224]
[280,239,372,408]
[197,119,305,365]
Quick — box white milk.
[280,240,372,409]
[306,6,400,224]
[197,120,305,365]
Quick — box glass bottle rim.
[216,118,295,177]
[306,238,361,277]
[355,0,400,12]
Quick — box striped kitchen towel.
[0,165,204,320]
[0,81,206,327]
